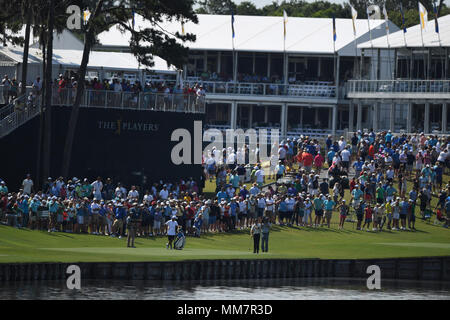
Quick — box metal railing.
[183,80,337,98]
[51,88,205,113]
[347,80,450,95]
[0,94,41,138]
[1,85,206,113]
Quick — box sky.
[234,0,450,8]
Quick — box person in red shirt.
[296,150,303,170]
[362,204,373,231]
[302,150,314,173]
[57,74,67,104]
[314,153,324,174]
[349,178,356,192]
[368,144,375,161]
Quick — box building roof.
[97,14,399,56]
[358,14,450,49]
[0,47,177,73]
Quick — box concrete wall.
[1,257,449,282]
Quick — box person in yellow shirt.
[385,201,393,230]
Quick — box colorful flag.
[418,2,428,31]
[231,10,235,39]
[283,10,288,39]
[83,9,91,24]
[399,3,407,33]
[332,14,336,42]
[350,5,358,36]
[181,20,185,36]
[433,1,439,33]
[132,9,135,30]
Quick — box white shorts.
[77,215,84,225]
[153,221,161,229]
[393,213,400,220]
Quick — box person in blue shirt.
[239,185,249,199]
[249,183,260,196]
[323,195,336,228]
[29,196,41,230]
[326,135,333,151]
[409,188,418,204]
[48,197,59,232]
[306,143,316,156]
[99,202,107,235]
[18,196,30,228]
[193,213,203,237]
[313,195,324,227]
[278,197,288,225]
[113,203,127,238]
[434,163,444,190]
[400,199,409,230]
[352,158,364,178]
[216,187,229,202]
[327,149,335,167]
[351,185,363,202]
[229,199,238,230]
[385,130,392,144]
[385,183,397,202]
[332,141,339,153]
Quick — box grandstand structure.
[96,14,399,139]
[5,13,428,140]
[347,14,450,135]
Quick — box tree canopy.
[195,0,450,29]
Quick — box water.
[1,278,449,300]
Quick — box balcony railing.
[184,81,337,99]
[347,80,450,99]
[0,94,40,138]
[0,85,205,113]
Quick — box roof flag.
[418,2,428,31]
[350,5,358,36]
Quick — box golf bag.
[174,232,186,250]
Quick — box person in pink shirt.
[314,153,324,174]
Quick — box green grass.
[1,169,449,264]
[0,216,449,263]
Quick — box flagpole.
[383,6,392,80]
[366,9,375,80]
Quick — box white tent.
[0,46,177,84]
[358,14,450,49]
[97,14,399,57]
[0,47,176,72]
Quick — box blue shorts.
[257,208,264,218]
[209,216,216,225]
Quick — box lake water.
[1,278,450,300]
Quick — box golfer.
[165,215,178,250]
[261,217,271,252]
[250,217,262,254]
[126,204,137,248]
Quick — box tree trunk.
[36,32,46,190]
[21,9,32,95]
[42,0,54,181]
[61,0,104,179]
[438,0,444,16]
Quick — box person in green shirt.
[81,179,93,198]
[376,184,385,205]
[229,171,240,190]
[323,195,336,228]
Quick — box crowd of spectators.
[1,131,449,242]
